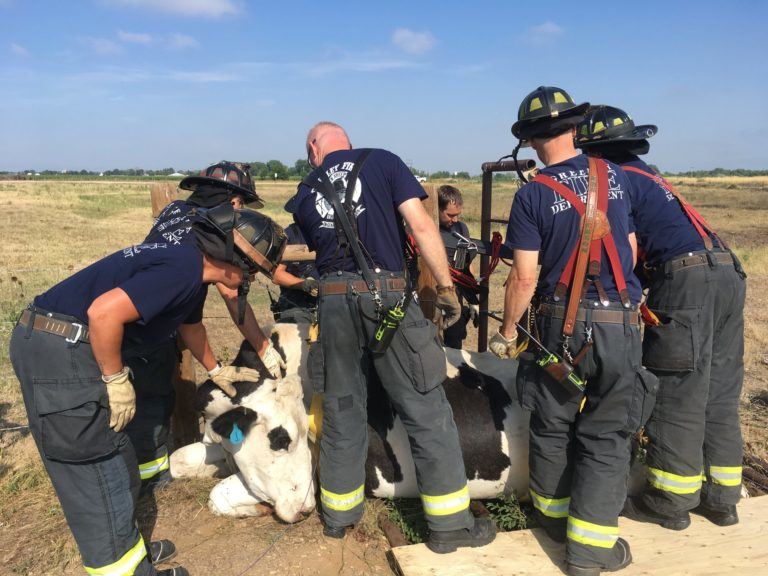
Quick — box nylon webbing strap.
[622,165,718,250]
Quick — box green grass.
[72,192,148,219]
[485,493,530,531]
[385,498,428,544]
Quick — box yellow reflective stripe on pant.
[421,485,470,517]
[530,489,570,519]
[84,536,146,576]
[138,453,170,480]
[648,466,703,495]
[321,485,364,511]
[710,465,742,487]
[567,516,619,549]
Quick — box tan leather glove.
[301,277,319,297]
[260,342,287,379]
[103,367,136,432]
[435,285,462,328]
[489,329,518,359]
[208,364,263,397]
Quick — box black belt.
[537,302,639,326]
[661,250,734,275]
[18,308,90,343]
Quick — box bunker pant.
[10,313,156,576]
[517,305,657,568]
[123,338,177,484]
[317,272,474,532]
[641,251,746,515]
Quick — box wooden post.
[149,182,202,448]
[417,184,440,330]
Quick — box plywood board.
[392,496,768,576]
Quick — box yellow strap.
[648,467,703,495]
[529,489,570,519]
[85,536,146,576]
[320,484,364,511]
[308,393,324,443]
[138,453,170,480]
[421,485,470,517]
[567,516,619,549]
[709,465,742,487]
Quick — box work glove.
[435,285,462,329]
[301,277,319,297]
[103,367,136,432]
[260,342,287,379]
[469,304,480,328]
[489,328,518,359]
[208,363,263,397]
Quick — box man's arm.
[87,288,142,376]
[398,197,452,287]
[500,249,539,340]
[628,232,638,266]
[215,282,270,356]
[177,321,218,372]
[272,263,304,290]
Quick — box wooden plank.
[417,184,439,325]
[392,496,768,576]
[150,182,181,217]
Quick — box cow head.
[196,372,315,523]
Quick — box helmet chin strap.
[511,141,528,183]
[236,265,250,325]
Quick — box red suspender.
[622,165,719,251]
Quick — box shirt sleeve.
[621,173,636,234]
[293,187,316,251]
[505,186,542,251]
[387,151,428,207]
[181,286,208,325]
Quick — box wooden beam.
[417,184,439,327]
[149,182,181,218]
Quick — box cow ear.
[211,406,258,444]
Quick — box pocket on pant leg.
[516,353,539,413]
[642,308,700,372]
[307,340,325,394]
[624,368,660,433]
[396,320,447,394]
[34,378,116,462]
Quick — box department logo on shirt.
[549,166,624,215]
[311,162,365,228]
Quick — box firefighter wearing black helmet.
[490,86,654,575]
[8,208,285,576]
[577,106,747,530]
[128,162,286,491]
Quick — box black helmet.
[576,105,658,154]
[511,86,589,141]
[193,204,286,278]
[180,161,264,208]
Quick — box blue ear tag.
[229,423,244,445]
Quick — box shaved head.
[306,121,352,168]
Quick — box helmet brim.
[179,176,264,208]
[579,124,658,148]
[512,101,590,140]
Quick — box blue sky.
[1,0,766,173]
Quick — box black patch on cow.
[443,364,512,482]
[211,406,259,440]
[365,363,403,494]
[267,425,292,451]
[193,381,217,413]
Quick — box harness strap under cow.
[533,157,631,339]
[622,165,722,251]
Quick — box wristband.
[101,366,130,383]
[207,362,223,378]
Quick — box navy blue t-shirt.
[145,200,195,246]
[293,149,426,275]
[34,243,208,345]
[620,157,708,266]
[505,154,642,304]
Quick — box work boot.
[692,502,739,526]
[157,568,189,576]
[149,539,177,564]
[621,496,690,531]
[426,516,496,554]
[566,537,632,576]
[532,508,566,543]
[323,524,347,539]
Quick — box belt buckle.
[65,322,84,344]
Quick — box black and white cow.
[171,323,530,519]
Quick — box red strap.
[622,165,719,250]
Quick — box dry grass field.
[0,176,766,575]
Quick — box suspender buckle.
[706,251,718,269]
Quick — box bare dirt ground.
[0,176,766,575]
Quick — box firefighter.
[9,207,286,576]
[293,121,496,553]
[134,162,286,490]
[490,87,654,575]
[576,105,747,529]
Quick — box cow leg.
[170,442,230,479]
[208,473,273,518]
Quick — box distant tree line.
[663,167,768,177]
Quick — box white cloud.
[167,33,199,50]
[104,0,240,18]
[519,21,565,46]
[117,30,153,44]
[80,37,123,55]
[391,28,437,55]
[10,42,29,56]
